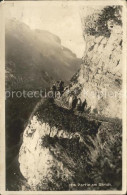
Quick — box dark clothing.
[52,85,56,98]
[72,97,78,110]
[52,85,56,91]
[81,99,87,111]
[59,81,64,96]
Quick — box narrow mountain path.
[28,97,116,127]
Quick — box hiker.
[72,95,78,111]
[59,80,64,96]
[56,81,60,91]
[76,98,82,111]
[81,99,87,111]
[52,83,56,98]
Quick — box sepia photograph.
[1,0,126,193]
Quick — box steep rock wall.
[19,116,74,190]
[69,6,122,118]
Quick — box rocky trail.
[28,97,115,126]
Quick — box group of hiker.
[52,80,64,98]
[69,95,87,112]
[51,81,87,112]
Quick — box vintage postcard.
[0,0,126,194]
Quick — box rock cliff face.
[68,6,122,118]
[19,115,74,190]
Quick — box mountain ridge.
[6,18,81,90]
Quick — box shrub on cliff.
[87,120,122,190]
[83,6,122,37]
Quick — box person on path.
[52,83,56,98]
[81,99,87,111]
[76,98,82,111]
[72,95,78,111]
[59,80,64,96]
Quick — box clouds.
[5,1,85,58]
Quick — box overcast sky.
[5,1,88,58]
